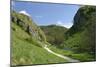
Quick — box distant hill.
[40,25,68,46]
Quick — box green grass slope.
[11,11,68,66]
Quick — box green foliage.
[49,6,96,62]
[48,45,95,62]
[11,11,46,42]
[11,11,68,66]
[11,5,96,65]
[40,25,68,46]
[66,6,96,36]
[64,6,96,53]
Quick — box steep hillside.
[61,6,96,61]
[11,11,46,42]
[40,25,68,46]
[66,6,96,36]
[11,11,68,66]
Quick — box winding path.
[43,45,80,63]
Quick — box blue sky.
[12,1,80,28]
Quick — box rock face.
[67,6,96,36]
[11,11,46,42]
[64,6,96,54]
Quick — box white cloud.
[56,21,73,28]
[19,10,31,17]
[57,21,63,25]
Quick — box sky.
[12,1,80,28]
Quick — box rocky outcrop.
[11,11,46,42]
[64,6,96,54]
[66,6,96,36]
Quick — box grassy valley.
[11,11,68,66]
[40,6,96,62]
[11,5,96,66]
